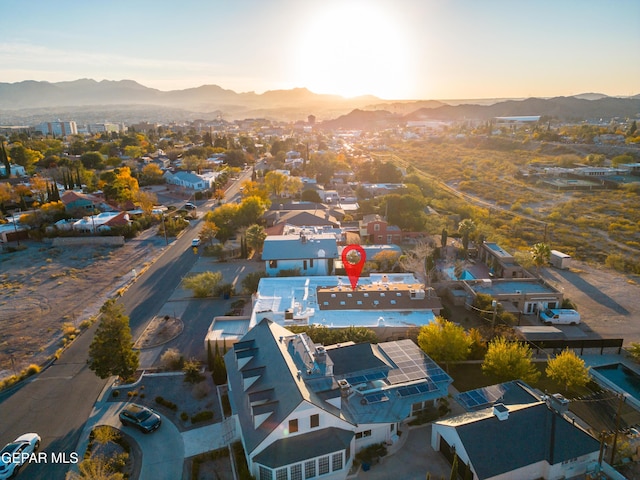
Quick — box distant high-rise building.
[35,120,78,137]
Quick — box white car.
[191,238,201,247]
[0,433,41,479]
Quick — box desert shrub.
[155,396,178,411]
[160,347,184,370]
[183,359,204,383]
[191,410,214,424]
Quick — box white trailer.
[550,250,571,269]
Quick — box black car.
[119,404,162,433]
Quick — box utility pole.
[609,393,625,465]
[161,214,168,246]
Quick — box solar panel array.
[364,392,389,404]
[380,340,451,386]
[456,384,507,411]
[346,371,386,385]
[397,381,439,398]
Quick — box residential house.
[60,190,113,214]
[251,273,441,338]
[432,385,601,480]
[262,233,339,276]
[478,242,528,278]
[163,171,215,190]
[263,210,341,229]
[225,319,452,480]
[359,215,426,245]
[72,211,130,233]
[0,163,26,177]
[461,278,563,317]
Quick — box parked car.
[119,404,161,433]
[0,433,41,479]
[191,238,201,247]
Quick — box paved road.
[0,169,253,479]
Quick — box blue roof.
[262,234,338,260]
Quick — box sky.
[1,0,638,100]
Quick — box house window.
[374,224,380,231]
[323,301,329,306]
[390,300,396,305]
[340,301,346,305]
[380,293,385,297]
[318,456,330,475]
[269,260,278,268]
[291,464,302,480]
[289,418,298,433]
[276,468,287,480]
[305,460,316,478]
[355,430,372,439]
[259,466,273,480]
[310,259,314,268]
[377,235,383,241]
[310,414,319,428]
[332,453,343,471]
[303,260,307,270]
[357,300,363,305]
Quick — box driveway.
[356,425,452,480]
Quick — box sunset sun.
[292,3,414,99]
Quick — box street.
[0,166,254,479]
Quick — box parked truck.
[540,308,580,325]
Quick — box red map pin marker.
[342,244,366,290]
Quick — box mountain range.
[0,79,638,125]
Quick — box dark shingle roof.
[452,403,600,479]
[253,427,353,468]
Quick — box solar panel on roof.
[364,392,389,404]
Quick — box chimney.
[493,403,509,421]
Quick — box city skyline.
[1,0,639,101]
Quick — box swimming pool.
[593,363,640,401]
[443,267,476,281]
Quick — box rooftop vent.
[493,403,509,421]
[546,393,569,414]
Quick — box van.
[540,308,580,325]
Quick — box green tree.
[545,348,590,392]
[205,203,240,244]
[246,224,267,254]
[417,317,471,371]
[482,337,540,384]
[0,141,11,179]
[183,271,223,297]
[199,220,219,246]
[237,196,268,226]
[88,300,139,380]
[241,271,268,294]
[628,342,640,363]
[80,151,105,170]
[301,189,322,203]
[264,170,288,197]
[457,218,476,251]
[9,143,43,173]
[530,242,551,274]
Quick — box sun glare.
[292,3,413,99]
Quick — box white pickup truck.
[540,308,581,325]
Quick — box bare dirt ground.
[541,260,640,344]
[0,230,166,378]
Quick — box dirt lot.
[541,260,640,345]
[0,230,165,378]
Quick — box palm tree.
[530,242,551,275]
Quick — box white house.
[262,232,339,276]
[432,391,602,480]
[225,319,452,480]
[0,163,26,177]
[163,171,216,190]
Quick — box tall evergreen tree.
[88,300,139,380]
